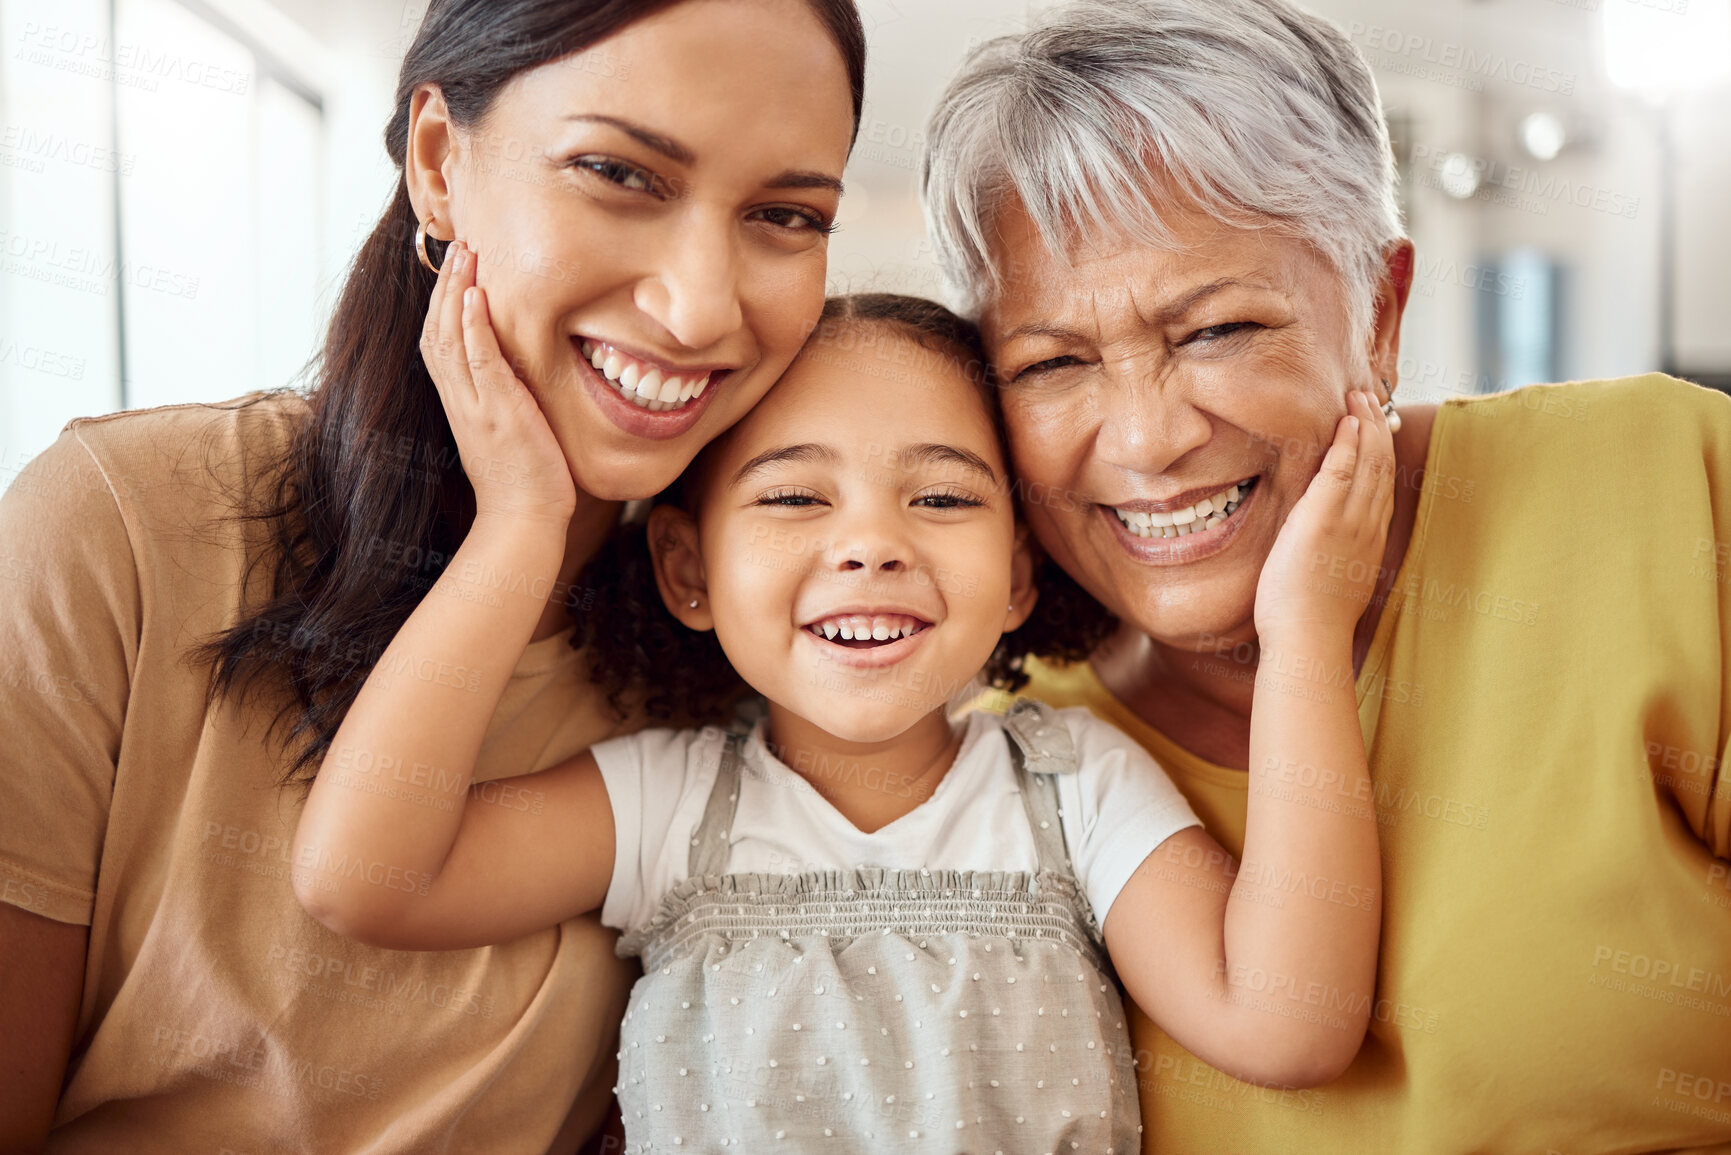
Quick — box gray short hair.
[922,0,1405,348]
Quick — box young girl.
[293,292,1391,1152]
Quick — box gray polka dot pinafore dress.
[613,700,1141,1153]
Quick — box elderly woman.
[926,0,1731,1150]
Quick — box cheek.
[742,257,827,366]
[1004,403,1091,530]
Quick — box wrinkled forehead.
[978,197,1322,348]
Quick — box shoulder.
[60,390,310,503]
[999,697,1159,776]
[592,724,727,776]
[1438,374,1722,452]
[1425,374,1726,511]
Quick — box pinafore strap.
[684,700,1080,880]
[687,730,745,877]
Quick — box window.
[0,0,326,491]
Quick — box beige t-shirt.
[0,391,639,1154]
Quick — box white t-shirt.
[593,706,1201,936]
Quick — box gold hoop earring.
[1380,378,1403,435]
[415,219,447,273]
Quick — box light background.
[2,0,1728,489]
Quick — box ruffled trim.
[619,866,1106,972]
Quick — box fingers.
[1343,390,1397,528]
[438,244,478,405]
[1315,407,1360,501]
[461,285,529,404]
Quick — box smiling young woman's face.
[431,0,856,502]
[670,331,1029,743]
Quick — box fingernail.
[463,287,476,311]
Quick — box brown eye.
[752,206,836,235]
[1191,322,1258,343]
[1013,355,1082,382]
[571,156,665,196]
[913,490,984,510]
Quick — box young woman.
[0,1,863,1150]
[293,293,1391,1151]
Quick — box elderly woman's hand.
[1253,390,1395,642]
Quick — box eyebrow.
[566,114,844,196]
[895,443,1000,485]
[998,278,1263,344]
[765,170,846,195]
[731,443,841,486]
[567,114,694,164]
[729,442,1000,488]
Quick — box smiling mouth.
[579,339,716,413]
[1111,477,1259,539]
[804,613,932,648]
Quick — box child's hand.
[420,241,576,528]
[1253,390,1395,641]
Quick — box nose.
[633,211,745,353]
[830,505,913,577]
[1094,358,1213,478]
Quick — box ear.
[405,83,460,242]
[648,505,714,631]
[1004,523,1040,633]
[1369,238,1415,400]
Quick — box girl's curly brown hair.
[570,293,1117,726]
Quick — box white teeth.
[1113,480,1253,539]
[583,340,715,413]
[809,615,925,643]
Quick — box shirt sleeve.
[1687,380,1731,860]
[593,726,725,933]
[1054,706,1202,927]
[0,427,140,925]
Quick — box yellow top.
[1007,375,1731,1153]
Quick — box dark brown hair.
[196,0,868,784]
[572,293,1117,726]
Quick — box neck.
[762,703,963,834]
[530,488,624,643]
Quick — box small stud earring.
[688,599,700,609]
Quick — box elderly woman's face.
[983,198,1387,649]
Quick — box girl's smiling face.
[651,327,1037,743]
